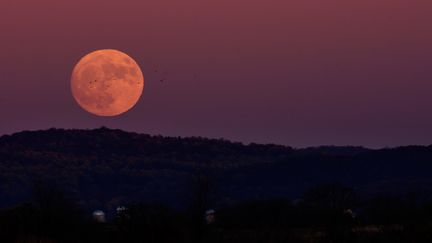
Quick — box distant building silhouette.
[92,210,106,223]
[205,209,215,224]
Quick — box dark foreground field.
[2,175,432,243]
[1,196,432,243]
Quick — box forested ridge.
[0,127,432,211]
[2,128,432,242]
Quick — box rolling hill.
[0,128,431,211]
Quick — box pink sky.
[1,0,432,147]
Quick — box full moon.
[71,49,144,116]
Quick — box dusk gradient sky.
[1,0,432,148]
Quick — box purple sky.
[1,0,432,148]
